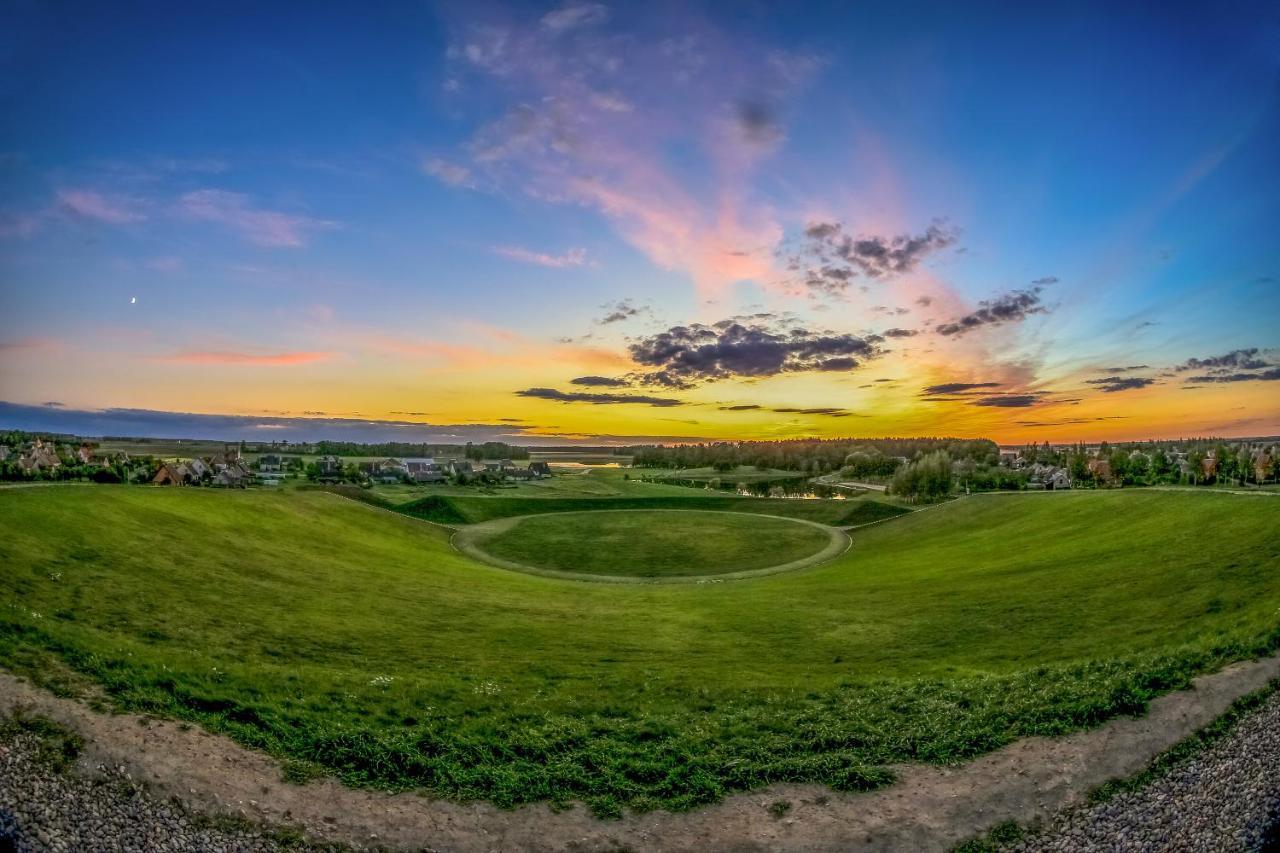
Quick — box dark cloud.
[570,375,630,387]
[921,381,1002,396]
[1185,367,1280,384]
[935,287,1047,336]
[882,328,917,338]
[596,299,647,325]
[735,99,783,146]
[628,319,884,386]
[793,220,958,293]
[1016,416,1128,427]
[770,407,855,417]
[1101,365,1150,374]
[0,401,541,444]
[971,394,1043,408]
[915,296,934,307]
[1085,376,1156,393]
[1175,348,1270,373]
[719,404,762,411]
[515,387,685,406]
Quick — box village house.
[1086,457,1112,483]
[76,444,96,465]
[1253,450,1274,483]
[152,462,191,486]
[316,455,344,482]
[447,460,474,477]
[186,457,211,481]
[18,439,61,473]
[528,461,552,478]
[258,453,282,473]
[1026,462,1071,490]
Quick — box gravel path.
[1007,687,1280,852]
[0,731,321,853]
[3,660,1280,852]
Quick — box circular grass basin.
[453,509,846,580]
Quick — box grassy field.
[465,510,836,577]
[0,487,1277,816]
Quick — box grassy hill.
[0,487,1277,815]
[396,492,908,526]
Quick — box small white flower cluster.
[48,572,62,581]
[473,680,501,696]
[369,675,394,687]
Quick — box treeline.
[626,437,999,474]
[312,440,529,460]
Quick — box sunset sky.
[2,1,1278,445]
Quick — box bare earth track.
[3,653,1280,852]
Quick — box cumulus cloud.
[1184,367,1280,383]
[515,387,685,406]
[935,287,1047,336]
[1086,376,1156,393]
[628,319,883,386]
[1175,348,1270,373]
[596,299,650,325]
[794,219,958,293]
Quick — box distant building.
[259,453,282,473]
[528,461,552,478]
[18,439,60,473]
[152,462,190,486]
[1087,458,1112,483]
[317,455,344,481]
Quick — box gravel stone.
[1009,689,1280,852]
[0,731,317,852]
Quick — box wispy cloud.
[57,189,147,224]
[492,245,588,268]
[422,157,475,188]
[160,349,335,366]
[178,190,337,248]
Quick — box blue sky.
[1,1,1278,443]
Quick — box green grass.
[399,492,907,526]
[0,487,1277,817]
[467,510,835,577]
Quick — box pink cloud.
[492,245,588,268]
[161,349,334,366]
[57,189,146,224]
[435,9,819,299]
[178,190,337,248]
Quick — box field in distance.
[0,487,1277,817]
[455,509,842,578]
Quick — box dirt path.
[4,652,1280,852]
[450,509,852,584]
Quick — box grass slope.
[468,510,835,577]
[399,493,906,526]
[1,488,1277,816]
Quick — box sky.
[1,0,1278,446]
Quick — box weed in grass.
[767,799,792,819]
